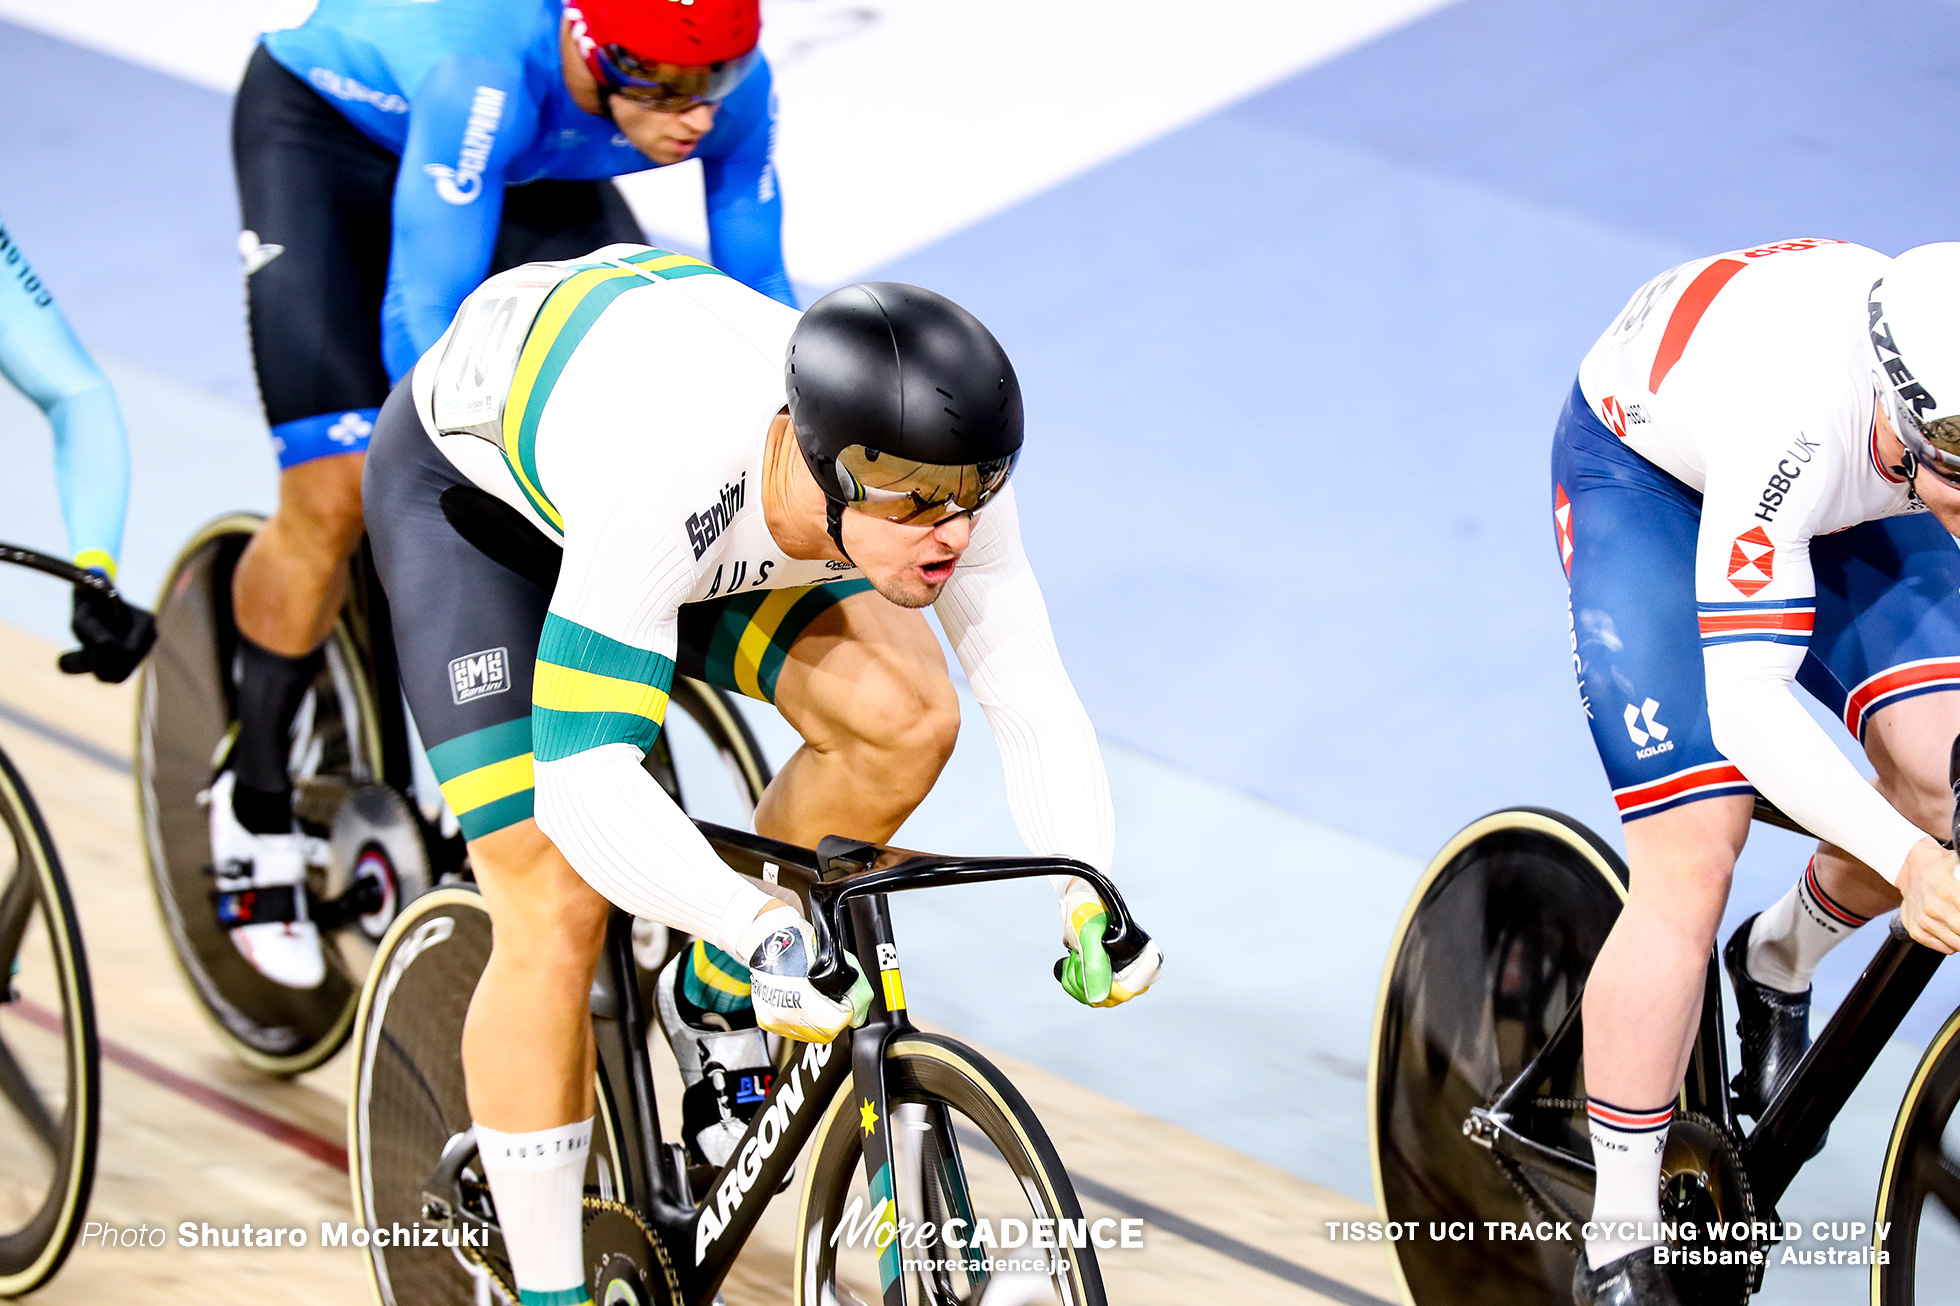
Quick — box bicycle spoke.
[0,1027,62,1158]
[0,861,34,971]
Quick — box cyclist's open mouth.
[918,558,956,584]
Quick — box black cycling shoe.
[1723,913,1813,1120]
[1572,1246,1682,1306]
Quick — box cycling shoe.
[209,770,325,990]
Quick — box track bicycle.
[1370,758,1960,1305]
[349,822,1153,1306]
[136,514,769,1074]
[0,543,145,1295]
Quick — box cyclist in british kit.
[0,215,154,682]
[1556,239,1960,1305]
[359,246,1165,1305]
[215,0,794,987]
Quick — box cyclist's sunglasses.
[832,446,1019,528]
[597,44,760,111]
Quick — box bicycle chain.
[1494,1108,1762,1302]
[1493,1097,1589,1228]
[453,1198,683,1306]
[458,1238,517,1304]
[583,1196,684,1306]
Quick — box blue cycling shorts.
[1552,380,1960,822]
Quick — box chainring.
[1659,1111,1761,1305]
[584,1198,684,1306]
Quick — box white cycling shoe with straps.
[208,770,326,990]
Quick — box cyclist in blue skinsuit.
[259,0,791,388]
[0,216,152,683]
[217,0,788,988]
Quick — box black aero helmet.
[785,282,1023,555]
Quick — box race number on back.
[430,266,566,444]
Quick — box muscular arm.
[0,221,128,575]
[1698,438,1927,882]
[383,57,537,382]
[699,60,793,308]
[936,488,1116,878]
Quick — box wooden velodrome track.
[0,620,1398,1305]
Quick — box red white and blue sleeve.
[1696,423,1926,882]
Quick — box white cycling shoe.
[208,771,326,990]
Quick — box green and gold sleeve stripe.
[699,578,874,703]
[618,247,727,282]
[501,249,730,534]
[532,614,676,763]
[683,940,753,1013]
[426,717,535,842]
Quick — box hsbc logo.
[1727,527,1775,596]
[1625,698,1673,760]
[449,647,510,705]
[1600,395,1648,440]
[1554,484,1574,577]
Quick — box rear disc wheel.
[137,514,383,1075]
[1369,808,1626,1306]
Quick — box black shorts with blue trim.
[235,45,645,469]
[1552,380,1960,823]
[363,385,870,841]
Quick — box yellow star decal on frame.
[859,1099,879,1136]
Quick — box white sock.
[1585,1098,1672,1270]
[1746,859,1870,993]
[474,1118,593,1306]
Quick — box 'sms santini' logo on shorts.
[686,473,747,559]
[450,647,510,705]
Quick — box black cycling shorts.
[363,386,871,840]
[233,45,644,468]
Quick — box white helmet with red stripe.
[1869,243,1960,484]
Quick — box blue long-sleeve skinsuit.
[0,216,128,577]
[263,0,793,385]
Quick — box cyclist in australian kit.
[214,0,796,987]
[0,216,153,681]
[359,246,1165,1306]
[1555,238,1960,1304]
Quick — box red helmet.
[568,0,761,109]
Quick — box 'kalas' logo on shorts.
[1727,527,1775,596]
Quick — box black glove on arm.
[61,582,157,683]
